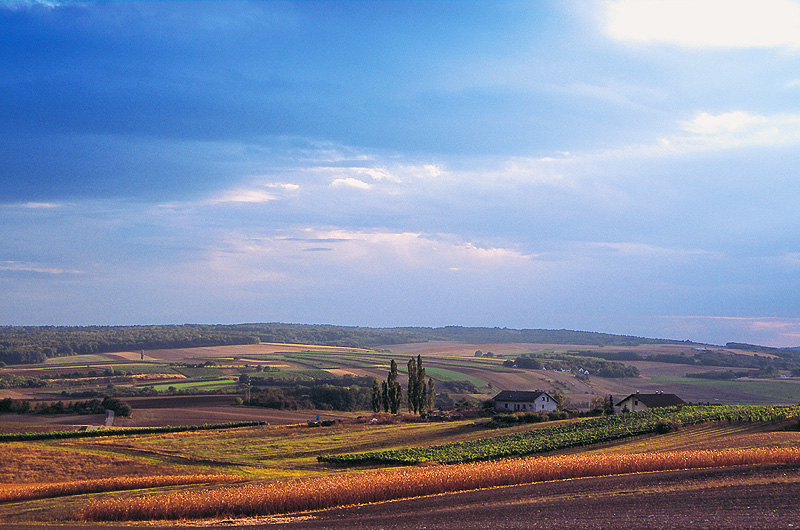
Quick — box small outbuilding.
[493,390,558,413]
[616,391,685,412]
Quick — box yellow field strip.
[82,447,800,522]
[0,474,245,503]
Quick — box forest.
[0,324,695,365]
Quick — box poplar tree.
[415,355,426,414]
[387,359,402,414]
[371,377,381,413]
[426,377,435,412]
[381,380,389,412]
[407,358,418,413]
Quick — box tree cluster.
[505,354,640,378]
[0,396,131,416]
[371,356,435,415]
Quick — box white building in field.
[493,390,558,413]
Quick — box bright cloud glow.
[604,0,800,49]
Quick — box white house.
[493,390,558,413]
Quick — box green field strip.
[146,379,236,391]
[408,367,487,387]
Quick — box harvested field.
[237,464,800,530]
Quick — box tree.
[553,390,569,411]
[387,360,402,414]
[604,394,615,415]
[415,355,425,412]
[407,358,418,413]
[381,380,389,412]
[371,378,381,413]
[406,355,428,414]
[426,377,435,412]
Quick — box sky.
[2,0,800,347]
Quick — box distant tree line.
[0,324,707,366]
[504,354,640,378]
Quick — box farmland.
[0,409,796,526]
[0,332,799,527]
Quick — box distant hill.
[0,323,696,365]
[398,326,693,347]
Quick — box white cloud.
[330,177,372,190]
[670,111,800,151]
[0,201,64,210]
[266,182,300,192]
[205,182,299,205]
[603,0,800,50]
[0,261,83,275]
[681,111,767,136]
[184,228,536,290]
[0,0,73,10]
[315,163,445,187]
[584,111,800,161]
[581,241,712,259]
[209,189,278,204]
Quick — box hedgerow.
[0,420,267,443]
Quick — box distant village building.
[493,390,558,412]
[616,391,685,412]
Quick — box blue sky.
[2,0,800,347]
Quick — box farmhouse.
[616,391,685,412]
[493,390,558,413]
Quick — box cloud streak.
[603,0,800,50]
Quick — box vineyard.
[318,405,800,465]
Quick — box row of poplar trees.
[371,355,435,415]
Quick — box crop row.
[318,405,800,465]
[83,447,800,521]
